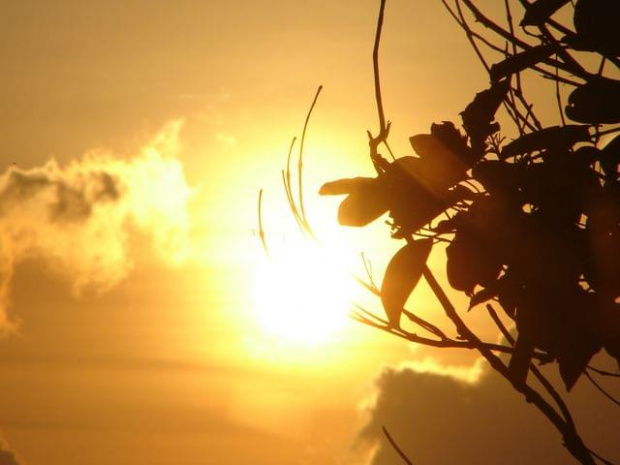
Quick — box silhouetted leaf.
[497,272,520,319]
[461,80,510,156]
[500,125,590,159]
[515,284,601,390]
[601,134,620,180]
[520,0,570,26]
[472,160,523,194]
[522,154,598,226]
[408,134,468,190]
[431,121,474,165]
[566,78,620,124]
[381,239,433,328]
[446,200,504,295]
[508,334,535,386]
[597,302,620,370]
[490,44,557,82]
[585,183,620,297]
[319,176,376,195]
[558,341,600,391]
[573,0,620,57]
[446,234,502,295]
[469,285,498,310]
[319,176,389,227]
[385,157,457,236]
[433,216,460,234]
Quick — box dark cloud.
[0,440,21,465]
[0,167,121,223]
[361,361,620,465]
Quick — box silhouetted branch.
[282,137,305,231]
[382,426,414,465]
[585,370,620,408]
[587,366,620,378]
[257,189,268,254]
[368,0,393,166]
[487,304,579,427]
[423,266,598,465]
[297,85,323,235]
[352,304,552,360]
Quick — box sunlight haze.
[1,1,618,464]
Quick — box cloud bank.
[360,360,620,465]
[0,121,192,331]
[0,438,21,465]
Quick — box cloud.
[359,360,620,465]
[395,357,486,384]
[0,438,21,465]
[0,120,192,331]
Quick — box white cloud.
[0,121,193,331]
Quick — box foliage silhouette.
[269,0,620,463]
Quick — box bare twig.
[382,426,414,465]
[585,370,620,408]
[587,366,620,378]
[368,0,392,167]
[423,266,596,465]
[298,85,323,232]
[257,189,268,253]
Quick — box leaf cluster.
[321,0,620,394]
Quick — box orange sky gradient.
[0,1,618,464]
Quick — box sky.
[0,1,618,464]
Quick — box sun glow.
[253,243,357,347]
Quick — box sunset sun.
[253,243,356,347]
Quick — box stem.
[422,265,597,465]
[298,85,323,230]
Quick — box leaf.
[445,197,509,294]
[431,121,474,165]
[446,230,502,295]
[319,176,390,227]
[338,187,389,227]
[507,334,535,386]
[469,285,499,310]
[384,157,454,236]
[601,134,620,180]
[597,302,620,370]
[490,44,557,82]
[566,77,620,124]
[381,239,433,328]
[319,176,377,195]
[408,134,468,191]
[472,160,523,194]
[500,125,590,159]
[573,0,620,57]
[520,0,570,26]
[558,339,600,391]
[514,284,601,391]
[497,272,520,319]
[461,80,511,156]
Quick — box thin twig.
[282,138,306,232]
[298,85,323,231]
[587,366,620,378]
[368,0,392,168]
[422,265,596,465]
[373,0,388,137]
[555,54,566,126]
[382,426,414,465]
[257,189,268,254]
[585,370,620,408]
[351,304,551,359]
[487,305,575,426]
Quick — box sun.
[252,242,356,347]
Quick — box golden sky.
[0,1,618,464]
